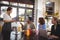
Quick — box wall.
[48,0,60,19]
[34,0,46,28]
[58,0,60,19]
[34,0,59,28]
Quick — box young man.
[23,17,35,40]
[49,17,60,40]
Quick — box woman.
[2,7,16,40]
[38,17,47,40]
[38,17,46,30]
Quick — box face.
[27,19,30,23]
[52,18,56,24]
[8,10,12,14]
[9,10,12,13]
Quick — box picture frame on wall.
[46,2,55,15]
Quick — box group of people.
[1,7,60,40]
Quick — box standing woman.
[2,7,15,40]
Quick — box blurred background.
[0,0,60,40]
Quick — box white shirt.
[3,13,12,20]
[0,14,11,26]
[3,13,12,26]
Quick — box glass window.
[0,1,9,5]
[19,8,25,22]
[10,7,17,18]
[10,2,17,6]
[19,3,25,7]
[1,6,17,18]
[19,8,25,16]
[19,16,25,22]
[26,9,32,17]
[26,4,33,8]
[1,6,8,18]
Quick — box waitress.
[2,7,16,40]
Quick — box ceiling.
[0,0,35,5]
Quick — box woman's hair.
[7,7,12,11]
[39,17,45,25]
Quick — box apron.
[2,22,11,40]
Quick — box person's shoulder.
[57,24,60,25]
[56,24,60,29]
[3,14,5,16]
[31,22,34,25]
[57,24,60,26]
[3,13,6,15]
[3,13,7,16]
[30,22,32,24]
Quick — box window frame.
[0,1,34,22]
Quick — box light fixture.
[46,0,51,4]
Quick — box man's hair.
[7,7,12,11]
[53,17,58,22]
[28,17,33,21]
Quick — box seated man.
[23,17,36,40]
[49,17,60,40]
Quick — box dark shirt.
[51,24,60,37]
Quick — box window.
[10,7,17,18]
[1,6,8,18]
[19,8,25,16]
[19,3,25,7]
[0,1,9,5]
[26,4,33,8]
[26,9,32,17]
[10,2,17,6]
[1,6,17,18]
[19,8,25,22]
[19,16,25,22]
[0,2,34,22]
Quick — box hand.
[49,35,59,39]
[51,35,59,39]
[11,19,16,22]
[22,30,26,32]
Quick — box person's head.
[38,17,45,25]
[27,17,33,23]
[7,7,12,15]
[52,17,58,25]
